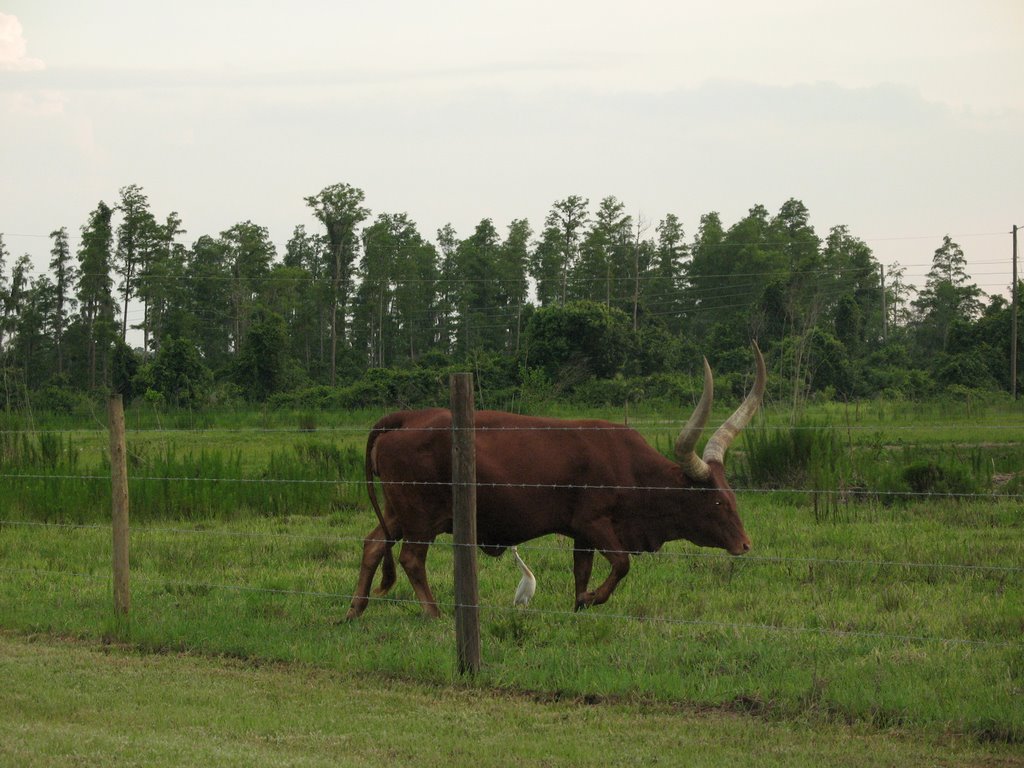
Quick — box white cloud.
[0,13,45,71]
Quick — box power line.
[4,228,1015,245]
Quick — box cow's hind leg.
[398,540,441,618]
[346,524,394,620]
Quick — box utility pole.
[880,264,887,342]
[1012,225,1019,400]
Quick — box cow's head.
[673,343,766,555]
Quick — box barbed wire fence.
[1,387,1022,672]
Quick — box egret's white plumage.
[511,546,536,607]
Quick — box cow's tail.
[366,417,398,591]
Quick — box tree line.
[0,182,1019,411]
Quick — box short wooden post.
[108,394,131,617]
[450,373,481,675]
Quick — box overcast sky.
[2,1,1022,312]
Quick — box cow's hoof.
[574,593,595,611]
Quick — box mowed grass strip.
[1,498,1020,741]
[2,633,1020,768]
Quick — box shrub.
[934,349,998,391]
[636,372,703,405]
[267,386,334,411]
[147,337,214,407]
[571,377,638,407]
[32,385,86,415]
[902,461,977,498]
[337,367,447,409]
[525,301,633,379]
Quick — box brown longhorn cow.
[346,343,766,619]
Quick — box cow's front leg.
[583,548,630,607]
[572,537,595,611]
[574,523,630,609]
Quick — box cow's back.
[369,408,674,546]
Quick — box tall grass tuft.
[738,420,1024,514]
[0,432,368,524]
[738,421,872,521]
[740,420,847,490]
[0,430,80,470]
[261,441,365,516]
[0,431,94,523]
[125,441,366,521]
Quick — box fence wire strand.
[1,471,1023,502]
[4,421,1024,436]
[1,519,1021,575]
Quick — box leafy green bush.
[933,349,998,391]
[525,301,633,379]
[335,367,448,409]
[267,386,334,411]
[570,377,637,407]
[143,336,214,407]
[632,372,704,405]
[268,369,448,411]
[31,385,89,415]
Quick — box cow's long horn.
[702,342,766,466]
[674,357,713,482]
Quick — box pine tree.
[48,226,77,375]
[77,201,116,389]
[912,235,984,355]
[304,184,370,384]
[114,184,157,342]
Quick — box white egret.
[511,546,536,607]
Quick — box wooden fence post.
[108,394,131,617]
[450,372,481,675]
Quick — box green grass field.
[3,633,1020,768]
[0,398,1022,765]
[1,502,1021,736]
